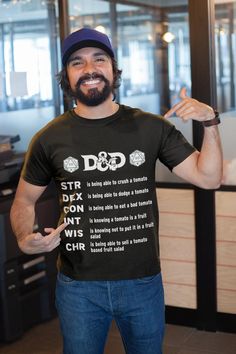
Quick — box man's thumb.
[179,87,187,99]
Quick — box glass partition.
[154,2,192,183]
[215,0,236,317]
[0,0,60,152]
[215,0,236,186]
[116,3,160,114]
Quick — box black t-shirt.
[21,104,196,280]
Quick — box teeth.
[83,79,100,85]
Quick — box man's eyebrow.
[67,55,82,64]
[67,51,109,64]
[93,51,109,57]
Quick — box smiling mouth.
[82,79,102,86]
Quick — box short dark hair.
[56,57,122,101]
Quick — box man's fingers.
[164,100,186,118]
[164,87,189,118]
[44,227,54,234]
[179,87,187,99]
[50,222,67,237]
[20,226,65,254]
[56,222,68,233]
[34,232,43,240]
[164,107,175,119]
[43,223,67,238]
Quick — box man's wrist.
[203,111,221,127]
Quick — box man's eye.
[95,57,106,62]
[72,60,83,66]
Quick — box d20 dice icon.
[129,150,145,167]
[63,156,79,173]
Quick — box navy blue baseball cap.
[62,28,115,66]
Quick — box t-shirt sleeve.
[21,134,52,186]
[159,121,196,171]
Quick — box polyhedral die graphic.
[129,150,145,167]
[63,156,79,173]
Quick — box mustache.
[76,73,108,87]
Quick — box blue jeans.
[55,272,165,354]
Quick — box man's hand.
[165,87,223,189]
[164,87,215,123]
[18,222,67,254]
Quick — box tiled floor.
[0,317,236,354]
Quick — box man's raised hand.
[164,87,214,123]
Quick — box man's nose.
[83,61,95,74]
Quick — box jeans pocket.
[57,272,76,284]
[136,273,161,284]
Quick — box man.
[10,28,222,354]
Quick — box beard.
[72,73,113,106]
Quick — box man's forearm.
[197,125,223,188]
[10,201,35,242]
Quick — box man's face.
[67,47,114,106]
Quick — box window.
[215,0,236,186]
[0,0,60,151]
